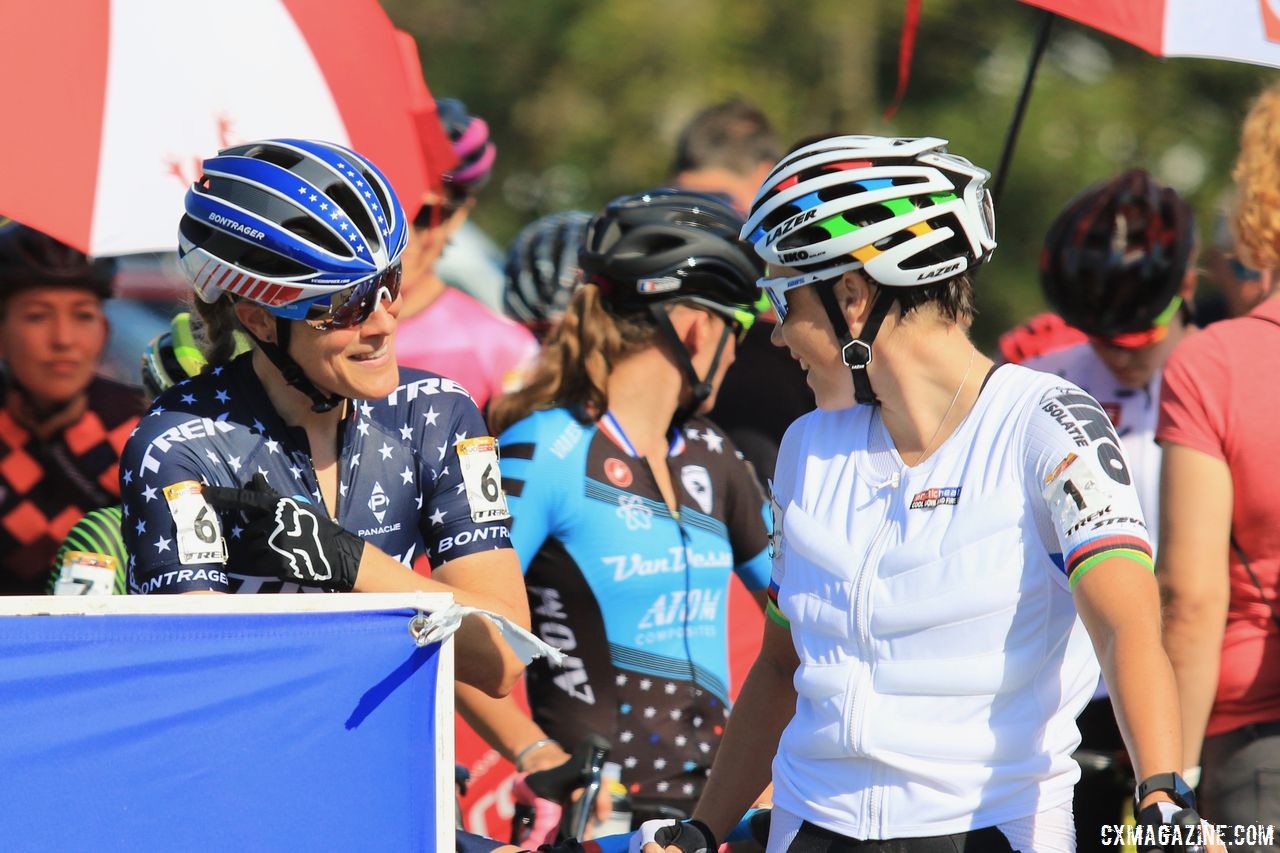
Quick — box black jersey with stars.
[120,354,511,594]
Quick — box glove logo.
[268,498,333,582]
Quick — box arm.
[1156,443,1232,771]
[354,545,531,697]
[455,682,571,772]
[1072,557,1184,795]
[684,618,797,843]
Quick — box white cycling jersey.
[1023,342,1161,549]
[767,364,1152,840]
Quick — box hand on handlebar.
[512,736,613,846]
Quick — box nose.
[770,321,786,348]
[362,290,399,336]
[52,312,77,347]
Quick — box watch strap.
[1135,771,1197,811]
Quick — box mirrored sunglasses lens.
[765,286,788,322]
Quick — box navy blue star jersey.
[120,355,511,594]
[500,408,770,809]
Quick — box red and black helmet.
[1040,169,1194,339]
[0,219,115,300]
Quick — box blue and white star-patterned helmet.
[178,138,408,320]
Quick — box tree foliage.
[385,0,1277,348]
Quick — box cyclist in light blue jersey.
[461,189,771,843]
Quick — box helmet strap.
[816,283,897,407]
[647,303,733,427]
[246,318,343,414]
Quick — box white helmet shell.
[742,135,996,287]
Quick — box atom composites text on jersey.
[500,406,769,808]
[121,356,511,593]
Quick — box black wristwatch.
[1134,771,1197,813]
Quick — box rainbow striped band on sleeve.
[765,579,790,629]
[1065,534,1154,589]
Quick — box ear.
[833,270,876,329]
[233,300,276,343]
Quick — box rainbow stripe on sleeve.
[1065,534,1154,589]
[766,579,790,629]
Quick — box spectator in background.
[502,209,591,343]
[1198,193,1275,325]
[395,98,538,409]
[1022,169,1198,853]
[0,220,144,595]
[670,99,812,483]
[1158,81,1280,850]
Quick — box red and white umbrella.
[0,0,454,257]
[1020,0,1280,67]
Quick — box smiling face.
[770,283,858,410]
[0,287,107,408]
[287,288,403,400]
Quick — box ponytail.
[190,294,247,368]
[489,284,655,435]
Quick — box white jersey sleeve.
[1023,382,1154,589]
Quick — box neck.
[604,350,683,456]
[5,387,88,440]
[400,272,448,320]
[871,322,990,465]
[250,348,346,433]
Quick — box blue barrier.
[0,593,455,852]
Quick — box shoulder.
[1021,341,1095,378]
[681,416,753,471]
[500,407,589,457]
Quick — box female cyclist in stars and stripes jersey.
[119,138,530,700]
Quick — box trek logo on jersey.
[909,486,962,510]
[681,465,713,514]
[604,457,633,488]
[140,416,236,474]
[385,375,472,405]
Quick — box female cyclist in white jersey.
[637,137,1213,853]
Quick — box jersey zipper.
[848,474,900,838]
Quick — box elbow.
[475,655,525,699]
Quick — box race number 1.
[455,437,511,523]
[164,480,228,565]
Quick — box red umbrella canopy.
[0,0,454,256]
[1021,0,1280,67]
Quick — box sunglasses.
[1227,255,1262,282]
[756,260,864,323]
[303,263,403,331]
[1091,295,1182,349]
[412,198,465,229]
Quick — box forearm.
[456,682,570,771]
[354,546,529,696]
[1161,594,1226,769]
[692,647,794,839]
[1096,616,1183,783]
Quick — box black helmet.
[1041,169,1194,339]
[0,219,115,300]
[578,188,763,327]
[503,209,591,335]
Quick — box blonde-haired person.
[460,189,772,844]
[1158,83,1280,850]
[637,136,1215,853]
